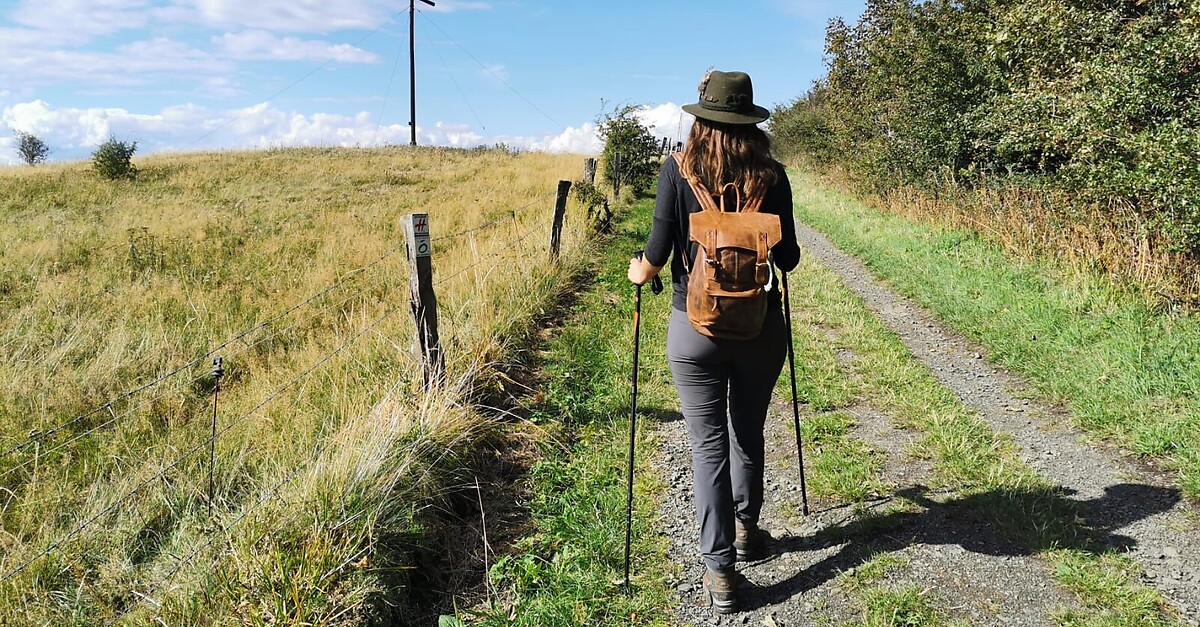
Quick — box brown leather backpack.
[674,154,782,340]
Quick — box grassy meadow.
[0,146,592,624]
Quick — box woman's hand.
[627,255,661,286]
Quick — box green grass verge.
[788,170,1200,499]
[464,197,674,626]
[778,177,1181,625]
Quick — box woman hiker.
[627,69,802,614]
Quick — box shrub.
[774,0,1200,253]
[572,178,611,233]
[597,104,659,197]
[16,131,51,166]
[92,136,139,180]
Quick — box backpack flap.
[689,211,782,286]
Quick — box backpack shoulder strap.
[674,153,765,213]
[673,153,720,213]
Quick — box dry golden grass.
[805,167,1200,310]
[0,145,593,624]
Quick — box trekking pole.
[780,271,810,516]
[624,252,662,593]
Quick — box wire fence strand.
[0,247,405,460]
[107,446,322,625]
[0,296,407,584]
[3,193,558,463]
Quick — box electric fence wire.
[3,191,560,460]
[106,443,324,625]
[106,301,421,623]
[4,214,572,622]
[107,363,417,623]
[0,278,387,482]
[0,370,205,483]
[432,218,549,289]
[429,190,552,244]
[417,10,565,130]
[0,297,407,585]
[0,247,404,460]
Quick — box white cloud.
[422,121,484,147]
[214,31,379,63]
[202,76,244,99]
[0,38,231,87]
[423,1,491,13]
[513,122,602,154]
[11,0,152,41]
[188,0,387,31]
[0,100,695,167]
[2,99,196,149]
[636,102,693,147]
[186,0,489,31]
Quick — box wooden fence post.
[584,158,597,184]
[402,213,444,389]
[550,180,571,258]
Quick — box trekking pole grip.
[634,250,664,295]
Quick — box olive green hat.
[682,69,770,125]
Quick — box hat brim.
[682,103,770,125]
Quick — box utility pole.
[410,0,436,146]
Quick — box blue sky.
[0,0,866,165]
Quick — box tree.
[597,104,660,197]
[16,131,50,166]
[92,136,138,180]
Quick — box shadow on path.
[739,482,1181,611]
[640,406,684,424]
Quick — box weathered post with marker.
[550,180,571,258]
[402,213,444,388]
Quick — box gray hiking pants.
[666,306,787,572]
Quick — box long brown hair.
[679,118,777,201]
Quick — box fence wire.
[1,185,579,617]
[0,294,407,584]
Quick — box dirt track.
[654,222,1200,626]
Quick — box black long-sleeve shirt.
[644,156,801,312]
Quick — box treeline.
[773,0,1200,262]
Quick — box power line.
[187,13,404,149]
[418,10,565,130]
[425,19,488,133]
[377,23,408,133]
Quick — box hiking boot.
[702,567,738,614]
[734,519,771,561]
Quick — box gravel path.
[652,222,1200,626]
